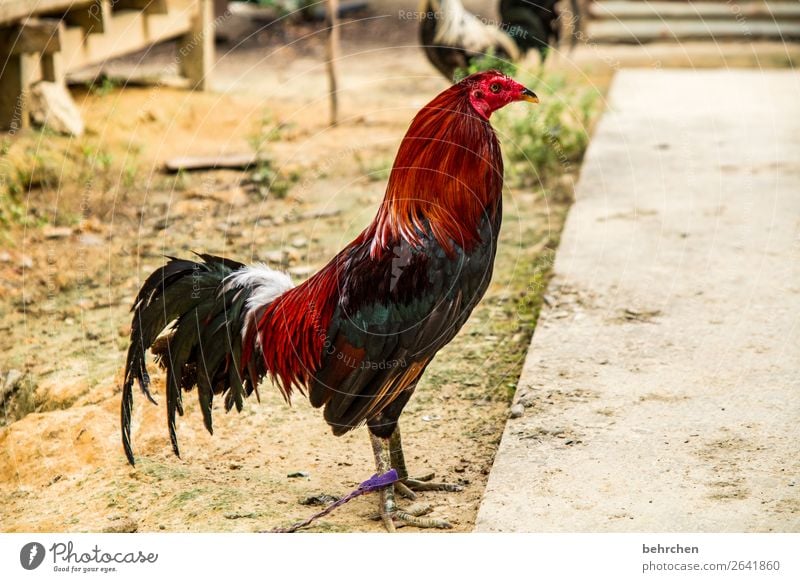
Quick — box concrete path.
[475,69,800,532]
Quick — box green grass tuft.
[454,49,518,83]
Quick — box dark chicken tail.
[121,254,293,465]
[499,0,578,60]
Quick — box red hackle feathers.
[369,80,504,258]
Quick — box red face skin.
[466,71,539,120]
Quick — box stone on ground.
[29,81,85,137]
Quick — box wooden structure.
[584,1,800,43]
[0,0,215,131]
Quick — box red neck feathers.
[368,81,504,257]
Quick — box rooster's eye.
[489,83,501,94]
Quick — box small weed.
[248,111,289,153]
[0,191,26,229]
[454,49,518,82]
[5,148,62,195]
[86,76,119,97]
[139,459,189,481]
[169,488,202,508]
[122,160,138,190]
[245,109,298,199]
[78,143,116,190]
[172,168,190,192]
[354,152,392,182]
[247,160,299,200]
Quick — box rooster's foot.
[371,431,455,531]
[395,473,464,500]
[377,488,452,531]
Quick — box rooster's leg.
[388,425,463,500]
[369,432,452,531]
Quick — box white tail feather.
[224,263,294,344]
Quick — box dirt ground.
[0,10,579,533]
[2,3,797,533]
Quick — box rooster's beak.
[520,87,539,104]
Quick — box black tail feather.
[120,254,270,465]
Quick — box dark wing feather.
[310,213,500,435]
[121,254,278,465]
[499,0,565,59]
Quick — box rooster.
[499,0,579,62]
[420,0,578,81]
[121,71,538,531]
[419,0,521,81]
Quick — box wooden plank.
[115,0,169,14]
[589,19,800,42]
[147,0,194,40]
[0,1,93,25]
[164,153,269,172]
[0,0,176,24]
[16,52,39,132]
[177,0,213,90]
[58,24,86,71]
[591,1,800,21]
[0,18,61,55]
[2,0,204,92]
[0,54,23,130]
[1,0,201,129]
[64,0,111,34]
[58,2,194,73]
[0,52,40,130]
[80,10,145,65]
[41,51,65,84]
